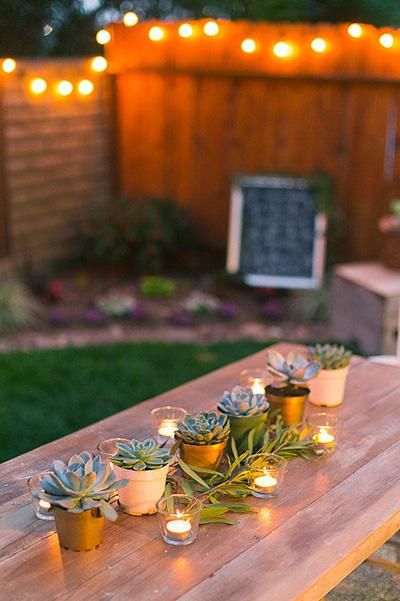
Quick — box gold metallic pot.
[53,506,104,551]
[266,385,310,426]
[180,440,228,470]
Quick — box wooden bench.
[1,342,400,601]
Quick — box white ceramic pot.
[113,463,169,515]
[308,365,350,407]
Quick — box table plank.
[0,343,399,601]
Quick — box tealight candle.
[158,419,178,439]
[27,474,54,521]
[151,406,187,444]
[157,494,202,546]
[39,499,51,510]
[248,454,287,499]
[166,517,192,542]
[239,369,270,395]
[254,472,278,494]
[307,413,341,456]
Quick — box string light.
[148,26,164,41]
[273,41,293,58]
[57,80,73,96]
[379,33,394,48]
[178,23,193,38]
[91,56,108,72]
[241,38,257,53]
[347,23,363,38]
[123,12,139,27]
[96,29,111,45]
[203,21,219,37]
[311,37,327,53]
[30,78,47,94]
[78,79,94,95]
[2,58,16,73]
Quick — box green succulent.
[309,344,352,369]
[35,451,127,521]
[218,386,269,417]
[175,412,230,445]
[267,350,320,387]
[111,438,173,471]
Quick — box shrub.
[0,279,41,332]
[82,197,198,273]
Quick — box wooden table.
[1,343,400,601]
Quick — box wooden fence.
[107,20,400,260]
[0,59,111,269]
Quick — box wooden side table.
[332,262,400,355]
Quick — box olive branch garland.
[166,417,316,525]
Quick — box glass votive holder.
[248,454,287,499]
[306,413,341,456]
[151,406,187,444]
[157,494,202,546]
[27,473,54,521]
[97,437,130,463]
[239,369,270,395]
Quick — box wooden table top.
[335,261,400,297]
[1,343,400,601]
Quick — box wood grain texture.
[1,343,399,601]
[108,21,400,260]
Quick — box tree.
[1,0,400,57]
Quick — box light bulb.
[273,41,293,58]
[178,23,193,38]
[123,12,139,27]
[347,23,363,38]
[30,78,47,94]
[241,38,257,53]
[2,58,16,73]
[311,37,327,53]
[203,21,219,37]
[96,29,111,45]
[78,79,94,95]
[91,56,107,72]
[57,80,73,96]
[149,26,164,41]
[379,33,394,48]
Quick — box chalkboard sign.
[226,175,327,289]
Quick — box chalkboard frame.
[226,174,327,289]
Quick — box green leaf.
[177,458,210,490]
[247,427,256,456]
[181,479,193,497]
[164,483,174,513]
[99,499,118,521]
[208,502,255,514]
[230,436,238,460]
[200,516,236,525]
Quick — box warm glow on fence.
[78,79,94,95]
[30,78,47,94]
[273,41,293,58]
[91,56,107,72]
[379,33,395,48]
[178,23,193,38]
[57,80,73,96]
[203,21,219,37]
[241,38,257,53]
[149,26,164,41]
[123,12,139,27]
[96,29,111,45]
[2,58,16,73]
[311,37,327,53]
[347,23,363,38]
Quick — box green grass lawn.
[0,340,270,463]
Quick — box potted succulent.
[111,438,172,515]
[218,386,269,454]
[35,451,127,551]
[308,344,352,407]
[174,412,230,470]
[266,351,320,426]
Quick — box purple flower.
[261,297,284,320]
[218,301,238,320]
[84,307,104,325]
[48,307,69,327]
[167,309,194,327]
[130,301,148,321]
